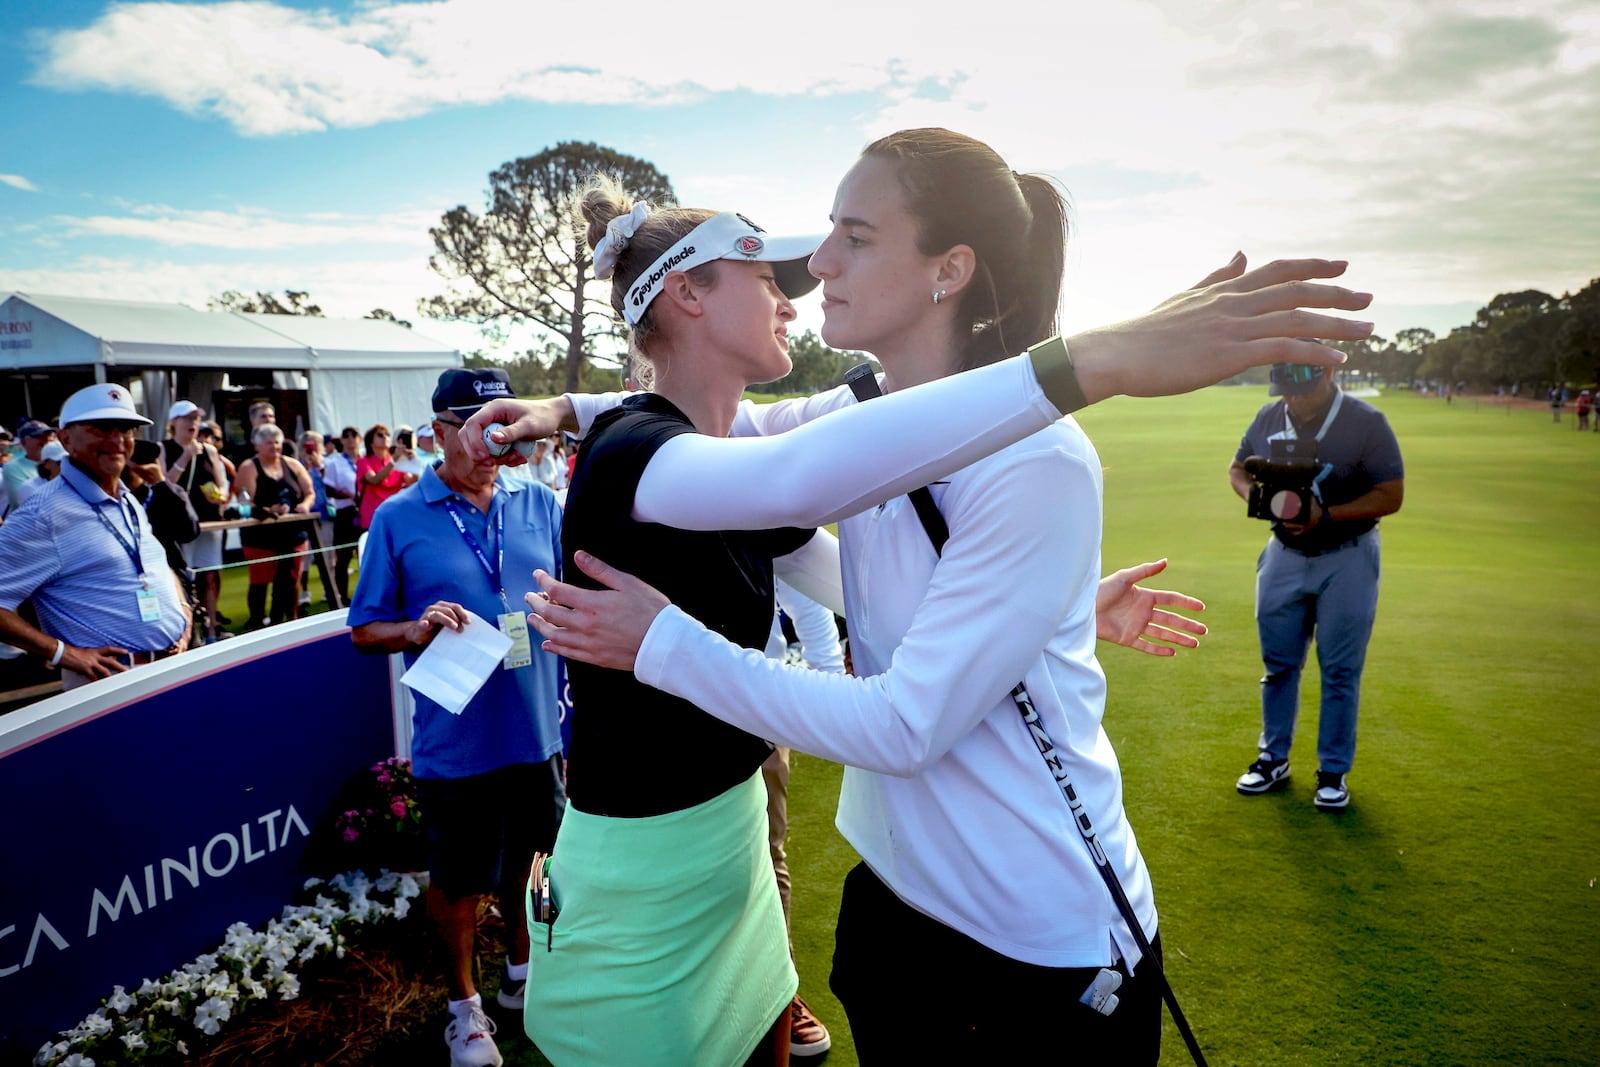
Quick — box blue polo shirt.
[348,464,564,779]
[1236,389,1404,552]
[0,460,188,652]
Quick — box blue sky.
[3,0,1596,359]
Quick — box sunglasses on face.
[1270,364,1323,388]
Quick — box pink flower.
[390,798,407,819]
[342,827,360,842]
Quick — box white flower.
[119,1032,146,1051]
[203,973,236,999]
[393,896,412,920]
[242,976,268,999]
[193,996,232,1036]
[61,1055,95,1067]
[278,973,301,1000]
[137,977,161,997]
[176,1040,189,1055]
[79,1014,112,1037]
[106,986,135,1014]
[32,1041,59,1067]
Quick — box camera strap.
[842,363,1209,1066]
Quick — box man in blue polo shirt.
[349,367,563,1067]
[1228,364,1404,812]
[0,385,189,688]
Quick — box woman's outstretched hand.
[1068,253,1374,403]
[524,550,670,670]
[1096,559,1207,656]
[460,397,575,464]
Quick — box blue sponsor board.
[0,616,396,1057]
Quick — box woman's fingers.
[1191,251,1247,290]
[1150,608,1208,636]
[1237,280,1374,317]
[1225,257,1350,291]
[572,550,636,592]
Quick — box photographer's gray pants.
[1254,530,1381,774]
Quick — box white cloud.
[1,174,40,191]
[23,0,1599,337]
[48,203,437,250]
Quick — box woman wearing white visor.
[511,177,1130,1067]
[477,129,1375,1065]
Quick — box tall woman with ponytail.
[510,128,1376,1062]
[517,169,1199,1067]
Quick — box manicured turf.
[219,392,1599,1065]
[778,388,1600,1066]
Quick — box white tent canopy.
[1,292,461,434]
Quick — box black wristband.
[1027,336,1090,415]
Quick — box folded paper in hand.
[399,609,513,715]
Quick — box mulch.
[194,901,538,1067]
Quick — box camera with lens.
[1243,438,1321,524]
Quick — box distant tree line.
[212,139,1599,398]
[1325,278,1600,390]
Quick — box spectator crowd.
[0,384,575,696]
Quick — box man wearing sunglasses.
[1228,362,1405,812]
[348,368,565,1067]
[0,384,190,688]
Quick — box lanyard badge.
[443,496,531,670]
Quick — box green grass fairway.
[204,394,1597,1065]
[778,389,1600,1066]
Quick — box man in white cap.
[3,419,56,513]
[0,384,191,688]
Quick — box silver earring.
[933,289,946,305]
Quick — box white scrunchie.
[592,201,653,280]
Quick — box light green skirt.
[524,770,797,1066]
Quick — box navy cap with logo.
[432,368,518,416]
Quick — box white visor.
[622,212,823,326]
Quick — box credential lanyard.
[66,476,149,587]
[1280,387,1344,443]
[1272,389,1343,501]
[442,497,507,611]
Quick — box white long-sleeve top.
[626,385,1157,971]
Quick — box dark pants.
[830,863,1162,1065]
[414,758,564,905]
[333,506,360,604]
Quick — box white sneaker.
[444,1002,503,1067]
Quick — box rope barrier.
[191,540,363,574]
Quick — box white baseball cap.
[168,399,201,420]
[58,384,153,427]
[622,212,823,327]
[40,441,69,462]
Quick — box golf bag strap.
[843,364,950,554]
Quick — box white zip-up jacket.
[570,361,1156,970]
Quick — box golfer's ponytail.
[574,174,715,354]
[861,128,1070,371]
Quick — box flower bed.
[32,871,421,1067]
